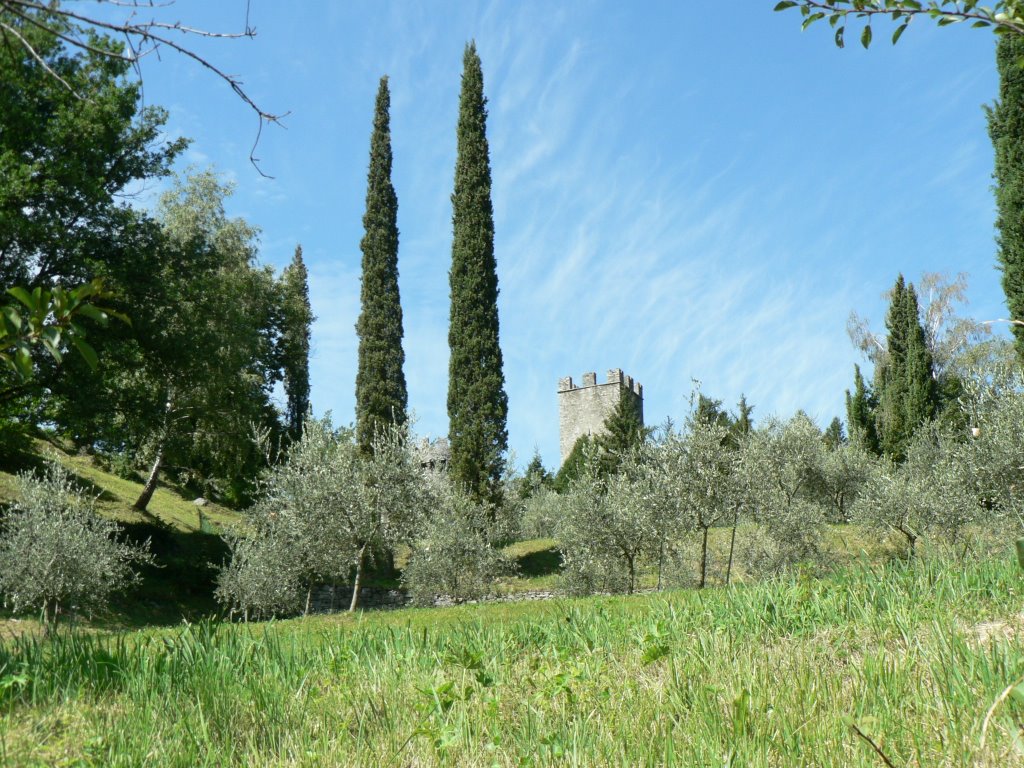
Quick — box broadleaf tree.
[774,1,1024,48]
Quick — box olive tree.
[736,413,830,576]
[656,422,739,588]
[0,462,152,626]
[402,482,512,605]
[217,417,429,617]
[957,363,1024,528]
[556,445,671,595]
[819,441,879,524]
[854,424,977,556]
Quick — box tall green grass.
[1,555,1023,766]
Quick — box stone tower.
[557,369,643,465]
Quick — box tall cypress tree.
[845,364,879,455]
[989,34,1024,362]
[447,42,508,505]
[875,275,938,462]
[355,76,407,454]
[280,244,314,437]
[903,283,939,431]
[877,275,910,460]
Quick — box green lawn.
[1,554,1022,766]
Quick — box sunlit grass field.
[1,554,1023,767]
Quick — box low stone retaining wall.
[309,585,565,613]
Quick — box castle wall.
[558,369,643,466]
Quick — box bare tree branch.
[0,0,286,176]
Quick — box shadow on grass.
[102,522,230,628]
[514,545,563,578]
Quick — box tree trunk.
[699,526,709,589]
[304,585,313,617]
[134,391,174,513]
[349,544,369,612]
[133,443,164,512]
[725,504,739,586]
[657,541,665,591]
[626,555,635,595]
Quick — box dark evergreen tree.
[693,394,732,430]
[903,283,939,431]
[874,276,938,462]
[280,245,313,438]
[447,43,508,504]
[845,364,880,455]
[517,449,552,499]
[823,417,845,451]
[731,395,754,442]
[876,275,911,460]
[553,435,595,493]
[596,389,650,476]
[989,33,1024,363]
[355,76,407,454]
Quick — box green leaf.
[1009,682,1024,705]
[6,287,33,310]
[892,22,909,43]
[773,0,798,9]
[802,11,826,30]
[71,337,99,371]
[76,305,110,326]
[835,25,846,47]
[13,346,32,381]
[861,24,873,48]
[40,327,63,363]
[0,306,22,334]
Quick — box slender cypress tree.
[903,283,939,429]
[989,34,1024,362]
[845,364,879,455]
[448,42,508,506]
[280,244,314,437]
[355,76,407,454]
[874,275,938,462]
[877,275,910,460]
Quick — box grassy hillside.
[0,439,240,533]
[0,555,1022,766]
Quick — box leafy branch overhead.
[774,1,1024,48]
[0,280,127,383]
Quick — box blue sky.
[115,1,1006,470]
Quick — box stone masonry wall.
[557,368,643,466]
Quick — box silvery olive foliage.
[657,422,740,588]
[957,364,1024,526]
[217,417,430,617]
[520,485,564,540]
[556,444,669,595]
[0,462,152,624]
[736,413,831,576]
[819,441,879,524]
[402,482,512,605]
[854,424,977,556]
